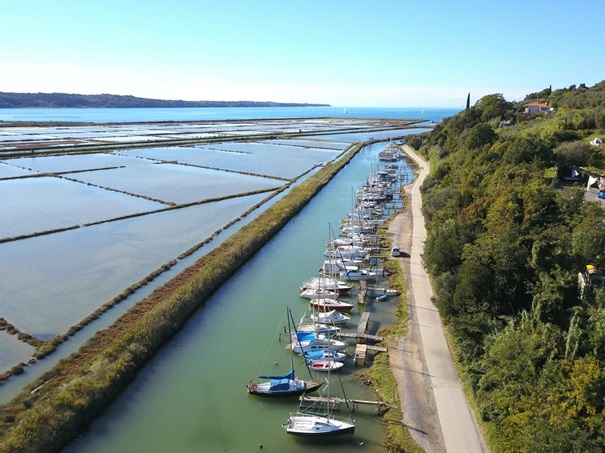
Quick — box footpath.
[387,146,487,453]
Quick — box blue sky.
[1,0,603,108]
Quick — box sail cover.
[304,351,325,360]
[259,369,295,380]
[296,331,316,342]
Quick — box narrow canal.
[64,139,416,452]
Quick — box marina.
[0,108,450,451]
[61,132,413,452]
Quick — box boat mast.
[336,366,354,420]
[287,307,314,380]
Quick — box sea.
[0,106,460,123]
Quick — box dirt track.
[387,146,486,453]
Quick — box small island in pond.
[0,92,330,108]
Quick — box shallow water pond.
[3,152,152,173]
[0,331,36,371]
[121,143,340,179]
[68,163,282,204]
[0,193,268,338]
[264,138,351,150]
[0,177,163,240]
[306,127,431,143]
[0,162,35,178]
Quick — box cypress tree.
[466,93,471,110]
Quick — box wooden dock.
[354,343,388,365]
[299,395,396,413]
[340,332,383,342]
[355,344,368,365]
[357,311,370,336]
[358,280,367,305]
[338,311,383,343]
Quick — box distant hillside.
[0,92,330,108]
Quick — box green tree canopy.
[475,93,512,121]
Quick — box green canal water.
[63,141,415,452]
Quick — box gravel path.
[387,146,487,453]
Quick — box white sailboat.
[340,268,377,282]
[309,309,350,325]
[282,367,355,437]
[291,330,348,354]
[306,359,345,372]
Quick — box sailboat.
[282,365,355,436]
[309,309,350,325]
[304,350,345,372]
[307,359,345,372]
[247,308,322,398]
[290,330,348,355]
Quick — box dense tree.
[423,218,475,276]
[555,140,595,168]
[501,136,552,166]
[477,311,561,422]
[405,134,424,150]
[475,93,512,121]
[571,203,605,267]
[463,122,497,150]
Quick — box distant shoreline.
[0,92,330,109]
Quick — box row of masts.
[281,147,411,437]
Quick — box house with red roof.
[523,101,552,114]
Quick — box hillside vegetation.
[413,81,605,451]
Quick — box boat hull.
[284,415,355,437]
[309,301,354,312]
[308,360,345,372]
[247,381,322,398]
[310,310,350,325]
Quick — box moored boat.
[307,359,345,372]
[247,370,322,398]
[291,331,348,355]
[283,413,355,437]
[340,268,377,282]
[299,287,337,300]
[309,309,351,325]
[282,373,355,437]
[302,349,346,362]
[309,297,354,312]
[301,277,352,294]
[247,308,322,398]
[297,322,341,336]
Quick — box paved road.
[389,146,487,453]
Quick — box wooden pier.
[340,332,383,342]
[338,311,383,343]
[357,311,370,337]
[354,343,389,365]
[334,311,388,365]
[299,395,396,413]
[358,280,367,305]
